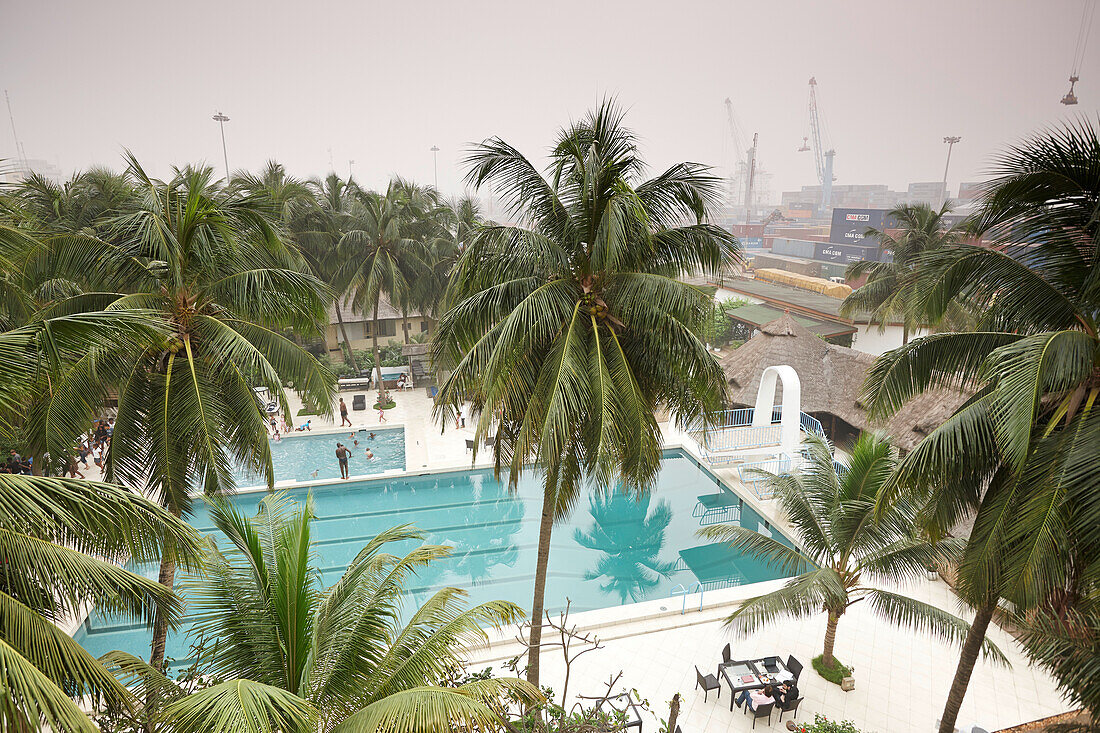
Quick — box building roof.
[327,294,425,323]
[717,312,965,450]
[727,304,855,338]
[722,278,848,320]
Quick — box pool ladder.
[669,583,704,615]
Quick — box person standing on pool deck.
[339,398,352,427]
[335,442,352,479]
[378,406,387,423]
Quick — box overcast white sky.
[2,0,1097,201]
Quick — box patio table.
[719,657,794,711]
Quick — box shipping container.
[829,208,899,245]
[751,253,823,278]
[754,269,853,299]
[771,237,817,258]
[740,236,765,249]
[815,242,886,264]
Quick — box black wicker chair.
[694,666,720,703]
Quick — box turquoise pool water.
[234,429,405,486]
[75,450,793,666]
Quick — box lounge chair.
[465,439,476,452]
[352,394,366,411]
[694,666,720,703]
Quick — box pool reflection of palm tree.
[450,492,524,584]
[575,493,676,604]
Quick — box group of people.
[334,431,379,479]
[2,450,32,475]
[735,679,799,714]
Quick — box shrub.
[789,713,862,733]
[811,655,852,686]
[373,399,396,410]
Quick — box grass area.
[296,407,320,417]
[811,655,852,686]
[373,399,396,411]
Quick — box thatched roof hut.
[717,312,964,450]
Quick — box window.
[420,321,429,333]
[377,320,396,337]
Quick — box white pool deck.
[83,384,1075,731]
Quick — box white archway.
[751,365,802,456]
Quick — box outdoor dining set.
[694,644,805,728]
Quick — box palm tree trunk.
[401,312,410,345]
[334,303,359,372]
[148,511,180,672]
[938,600,995,733]
[667,693,681,733]
[902,323,910,346]
[526,494,555,689]
[822,611,840,668]
[372,299,386,402]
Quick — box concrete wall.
[849,323,927,356]
[325,316,434,358]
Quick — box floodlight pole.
[430,145,440,189]
[941,136,961,206]
[212,111,230,180]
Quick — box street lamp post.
[430,145,440,189]
[941,136,961,206]
[212,111,230,180]
[349,159,355,180]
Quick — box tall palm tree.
[101,493,540,732]
[295,173,362,372]
[700,434,1002,670]
[337,179,434,397]
[0,310,206,733]
[431,101,739,687]
[230,160,314,225]
[14,155,336,671]
[860,118,1100,733]
[839,203,967,344]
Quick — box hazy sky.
[2,0,1097,202]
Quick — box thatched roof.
[718,312,965,450]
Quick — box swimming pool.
[234,429,405,486]
[74,449,794,665]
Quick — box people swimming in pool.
[368,432,376,440]
[365,448,374,460]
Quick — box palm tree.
[294,173,362,372]
[337,179,434,398]
[230,160,314,225]
[14,155,336,671]
[700,434,1002,671]
[839,203,967,344]
[0,310,206,732]
[431,101,739,687]
[101,493,541,732]
[574,493,675,604]
[860,119,1100,733]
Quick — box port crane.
[724,97,768,221]
[1062,0,1095,104]
[800,77,836,215]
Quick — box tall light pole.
[212,111,230,180]
[942,136,961,206]
[430,145,440,189]
[348,159,355,180]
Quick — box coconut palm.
[860,118,1100,733]
[337,179,435,397]
[431,101,739,687]
[230,160,314,225]
[0,311,205,733]
[294,173,363,372]
[101,493,540,732]
[700,434,1002,672]
[839,203,968,344]
[574,492,675,604]
[13,155,336,671]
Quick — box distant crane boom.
[802,76,836,214]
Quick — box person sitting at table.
[735,684,775,711]
[774,681,799,709]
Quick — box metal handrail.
[669,582,704,614]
